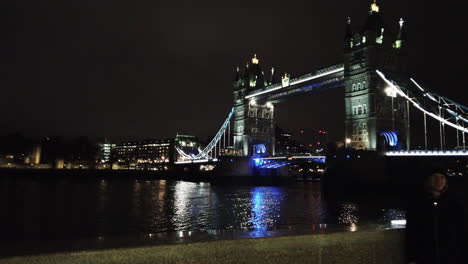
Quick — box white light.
[385,151,468,157]
[376,70,468,134]
[245,67,344,99]
[391,220,406,226]
[290,67,344,86]
[291,155,326,159]
[266,102,273,109]
[410,78,425,92]
[384,87,397,97]
[257,156,326,161]
[258,157,287,160]
[249,99,256,106]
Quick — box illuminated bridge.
[175,2,468,168]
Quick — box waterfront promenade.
[0,229,404,264]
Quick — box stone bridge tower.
[233,55,275,157]
[344,1,410,151]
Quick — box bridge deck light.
[385,87,397,97]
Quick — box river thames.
[0,175,407,256]
[0,176,406,237]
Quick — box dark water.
[0,176,406,255]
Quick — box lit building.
[97,141,116,163]
[111,139,174,170]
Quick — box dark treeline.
[0,133,98,164]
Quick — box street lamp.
[345,138,352,148]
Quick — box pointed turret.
[393,18,406,49]
[234,67,241,82]
[345,17,354,51]
[257,70,265,88]
[252,54,259,65]
[362,0,385,45]
[269,67,276,85]
[370,0,379,13]
[245,54,266,89]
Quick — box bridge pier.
[211,157,290,184]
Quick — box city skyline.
[3,0,466,141]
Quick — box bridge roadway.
[244,64,344,103]
[174,150,468,166]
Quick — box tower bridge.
[176,1,468,168]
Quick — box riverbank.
[0,229,404,264]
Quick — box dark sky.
[2,0,466,142]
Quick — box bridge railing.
[176,108,234,161]
[377,70,468,150]
[245,64,344,100]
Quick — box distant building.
[111,139,174,170]
[275,127,309,156]
[97,141,116,163]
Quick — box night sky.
[3,0,466,142]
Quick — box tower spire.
[345,17,353,50]
[394,18,406,49]
[345,17,352,38]
[234,66,241,82]
[371,0,379,13]
[269,67,275,84]
[252,54,259,64]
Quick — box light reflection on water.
[0,178,406,242]
[249,187,284,237]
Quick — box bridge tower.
[233,55,275,157]
[344,1,410,151]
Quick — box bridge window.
[357,83,362,90]
[358,105,362,115]
[265,113,270,119]
[363,104,368,114]
[257,110,262,118]
[249,111,254,117]
[352,84,356,91]
[363,81,367,89]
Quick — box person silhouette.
[406,171,466,264]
